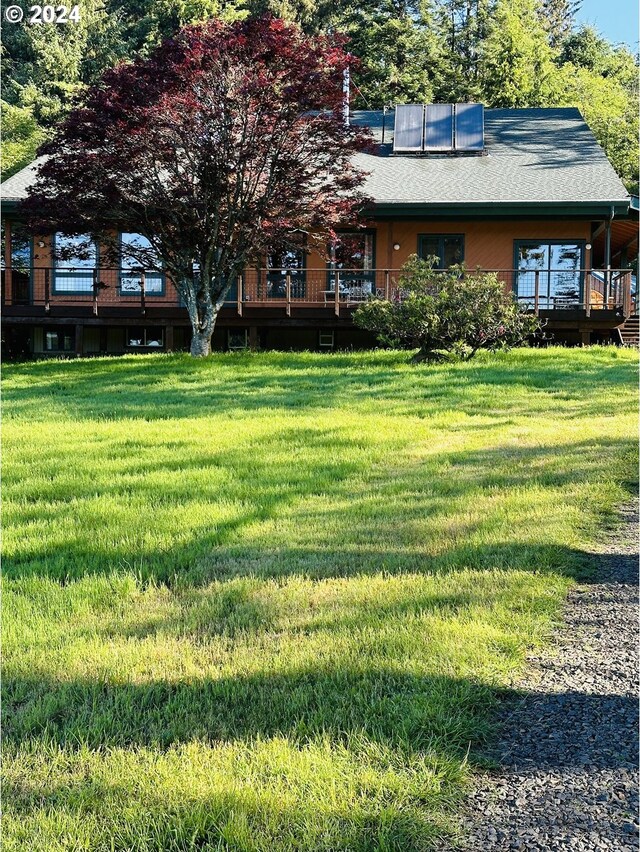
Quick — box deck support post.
[334,271,340,317]
[75,324,84,357]
[165,325,174,352]
[580,329,591,346]
[384,270,390,300]
[237,274,243,317]
[249,326,258,351]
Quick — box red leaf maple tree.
[23,17,373,355]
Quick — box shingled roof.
[349,107,630,216]
[1,157,45,203]
[1,108,631,217]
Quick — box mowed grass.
[3,347,637,851]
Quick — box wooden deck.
[2,266,635,356]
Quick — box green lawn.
[3,347,637,851]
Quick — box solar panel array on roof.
[393,104,424,152]
[455,103,484,151]
[392,103,484,154]
[424,104,453,150]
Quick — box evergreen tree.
[481,0,559,107]
[540,0,581,47]
[431,0,492,102]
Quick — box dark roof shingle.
[1,109,630,212]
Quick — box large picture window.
[53,233,96,294]
[119,233,164,295]
[515,241,584,309]
[417,234,464,268]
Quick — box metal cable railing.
[1,267,635,318]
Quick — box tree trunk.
[190,326,213,357]
[187,302,217,356]
[179,269,232,357]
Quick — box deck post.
[604,217,612,306]
[334,271,340,317]
[385,270,390,300]
[237,274,243,317]
[93,269,99,316]
[140,271,146,316]
[44,267,51,313]
[165,325,174,351]
[534,270,539,315]
[585,271,590,317]
[286,271,291,317]
[623,273,631,318]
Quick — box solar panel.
[393,105,424,152]
[455,103,484,151]
[424,104,453,150]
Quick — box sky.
[574,0,639,49]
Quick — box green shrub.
[355,255,542,362]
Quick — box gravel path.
[459,503,639,852]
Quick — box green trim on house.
[368,201,631,220]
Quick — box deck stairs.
[617,314,640,348]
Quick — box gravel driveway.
[458,503,639,851]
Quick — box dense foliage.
[2,0,638,191]
[354,255,542,361]
[23,17,371,356]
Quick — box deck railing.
[1,267,636,318]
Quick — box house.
[1,105,637,358]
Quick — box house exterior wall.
[1,213,628,358]
[374,219,592,270]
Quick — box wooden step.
[616,315,640,348]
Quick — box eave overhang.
[367,199,632,220]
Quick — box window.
[228,329,248,350]
[515,241,583,309]
[119,233,164,295]
[53,234,96,294]
[126,327,164,348]
[417,234,464,269]
[327,232,375,296]
[319,330,335,349]
[44,328,74,352]
[266,246,306,298]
